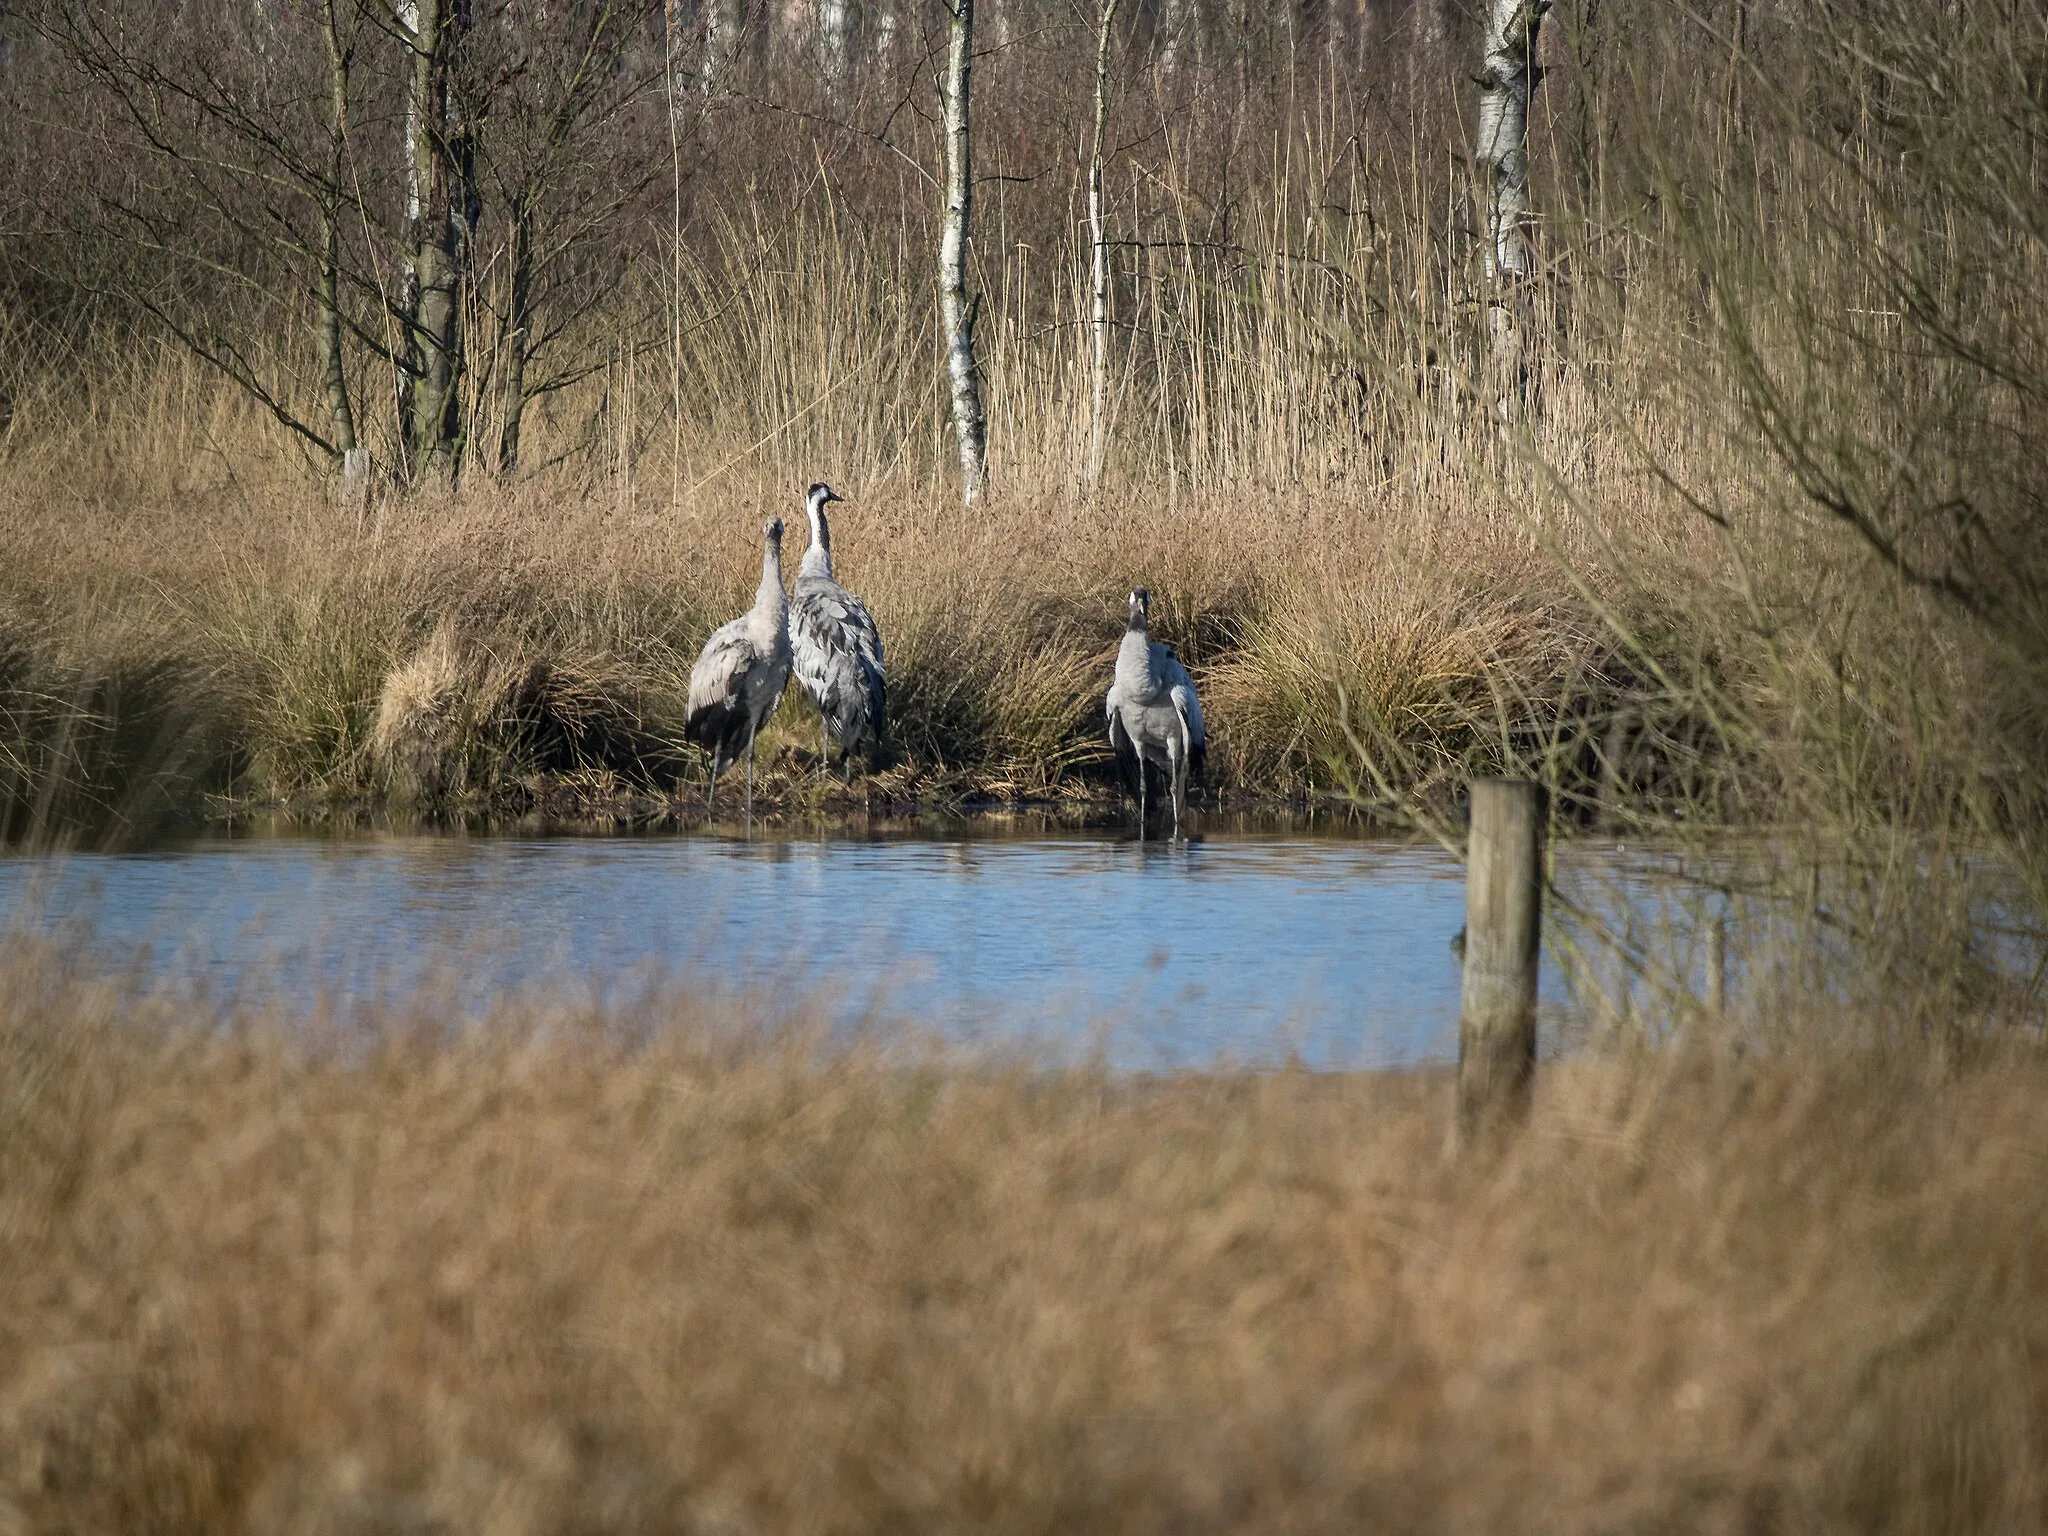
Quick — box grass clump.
[0,607,225,845]
[369,623,694,812]
[1206,576,1600,806]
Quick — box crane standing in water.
[1106,587,1205,837]
[789,483,886,777]
[686,517,793,821]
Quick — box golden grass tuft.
[1204,576,1599,800]
[0,947,2041,1532]
[368,623,693,810]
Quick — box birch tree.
[317,0,363,489]
[1475,0,1548,282]
[399,0,467,479]
[1086,0,1121,490]
[703,0,742,94]
[1475,0,1548,428]
[818,0,851,83]
[939,0,987,503]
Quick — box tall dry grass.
[0,0,2043,874]
[0,944,2042,1532]
[0,167,1661,834]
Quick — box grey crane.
[1106,587,1206,837]
[686,517,793,820]
[790,482,886,776]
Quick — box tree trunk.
[1475,0,1547,430]
[870,0,898,65]
[703,0,741,93]
[939,0,987,503]
[818,0,851,83]
[499,201,533,475]
[401,0,465,481]
[665,0,690,111]
[1086,0,1120,490]
[1420,0,1456,55]
[1157,0,1190,77]
[1476,0,1546,281]
[397,0,422,450]
[317,0,358,472]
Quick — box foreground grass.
[1,950,2042,1532]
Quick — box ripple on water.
[0,826,1508,1068]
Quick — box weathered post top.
[1458,778,1546,1141]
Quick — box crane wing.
[687,619,751,716]
[1160,652,1205,753]
[793,579,887,749]
[1105,683,1135,759]
[685,616,759,749]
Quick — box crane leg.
[1137,761,1147,839]
[744,717,758,830]
[820,720,830,779]
[1172,747,1187,838]
[705,749,719,817]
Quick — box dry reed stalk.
[0,3,2041,848]
[0,946,2041,1533]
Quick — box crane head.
[765,517,784,545]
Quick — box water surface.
[2,821,1497,1067]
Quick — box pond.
[0,817,1735,1068]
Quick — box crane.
[685,517,793,821]
[789,483,886,777]
[1106,587,1205,837]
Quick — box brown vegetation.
[0,946,2042,1533]
[0,0,2042,873]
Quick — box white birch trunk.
[940,0,987,503]
[665,0,691,118]
[400,0,463,478]
[317,0,358,472]
[1158,0,1193,77]
[1475,0,1547,281]
[703,0,741,94]
[1086,0,1121,490]
[818,0,851,83]
[398,0,423,328]
[870,0,897,65]
[1420,0,1455,53]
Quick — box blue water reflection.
[1,828,1494,1068]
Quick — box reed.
[0,0,2041,863]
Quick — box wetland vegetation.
[2,0,2047,1528]
[0,0,2039,862]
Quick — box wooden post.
[1458,778,1545,1137]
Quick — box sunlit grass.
[0,946,2041,1532]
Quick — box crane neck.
[802,499,834,581]
[756,537,786,617]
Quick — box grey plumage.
[1106,587,1206,837]
[686,517,793,817]
[790,482,886,772]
